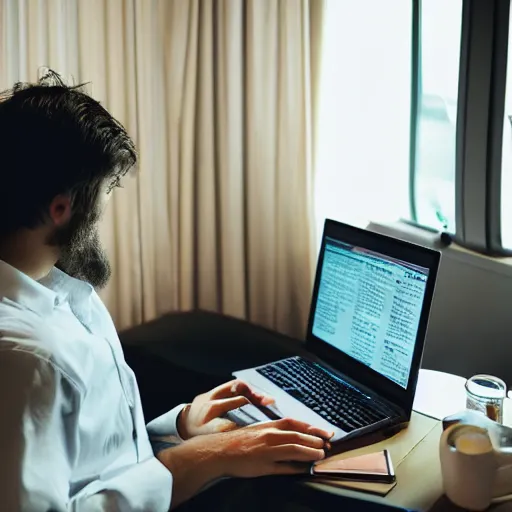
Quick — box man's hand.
[177,379,275,439]
[158,417,334,508]
[210,417,333,477]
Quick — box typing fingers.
[271,444,326,463]
[265,431,326,449]
[210,379,274,406]
[272,417,333,440]
[203,396,251,423]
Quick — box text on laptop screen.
[312,238,429,388]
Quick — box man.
[0,71,332,511]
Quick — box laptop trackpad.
[225,404,274,426]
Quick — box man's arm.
[157,417,333,509]
[0,348,172,511]
[146,379,276,442]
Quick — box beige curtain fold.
[0,0,324,338]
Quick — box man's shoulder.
[0,300,84,393]
[0,324,82,414]
[0,298,53,353]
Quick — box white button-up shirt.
[0,260,184,511]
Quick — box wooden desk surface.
[306,413,443,511]
[305,369,511,511]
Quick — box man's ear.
[48,195,72,227]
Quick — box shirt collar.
[0,260,93,323]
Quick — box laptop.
[230,219,440,442]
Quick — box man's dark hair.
[0,69,136,238]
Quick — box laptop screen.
[311,237,429,389]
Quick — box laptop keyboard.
[256,357,394,433]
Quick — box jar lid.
[465,374,507,399]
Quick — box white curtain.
[0,0,324,338]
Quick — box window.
[315,0,462,242]
[412,0,462,232]
[314,0,411,239]
[316,1,512,256]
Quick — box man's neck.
[0,230,59,281]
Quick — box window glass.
[412,0,462,232]
[314,0,412,239]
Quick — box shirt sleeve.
[0,349,172,512]
[146,404,187,444]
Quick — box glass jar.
[465,374,507,424]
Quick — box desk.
[306,369,512,512]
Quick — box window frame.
[409,0,421,224]
[486,0,510,254]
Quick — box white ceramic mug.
[440,424,497,511]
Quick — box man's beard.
[49,210,111,289]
